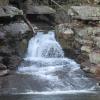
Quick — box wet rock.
[0,57,3,63]
[89,50,100,64]
[81,61,93,72]
[75,37,93,46]
[0,0,9,6]
[68,6,100,20]
[77,53,89,63]
[24,5,56,14]
[89,65,100,76]
[0,46,14,56]
[0,31,6,40]
[0,69,9,76]
[62,28,74,40]
[82,62,100,76]
[75,27,100,45]
[0,21,32,57]
[55,9,70,24]
[93,0,100,4]
[3,22,30,35]
[0,63,7,70]
[17,39,28,56]
[56,24,74,49]
[0,6,23,18]
[87,0,100,4]
[76,27,93,40]
[3,55,22,70]
[81,45,92,53]
[94,37,100,48]
[56,24,74,39]
[0,63,8,76]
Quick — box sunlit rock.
[81,46,92,53]
[0,0,9,6]
[0,63,7,70]
[0,46,13,56]
[0,6,23,18]
[55,24,74,49]
[4,55,22,70]
[89,65,100,76]
[94,37,100,48]
[17,39,28,56]
[0,69,9,76]
[0,63,9,76]
[89,50,100,64]
[68,6,100,20]
[0,32,6,40]
[63,29,74,39]
[0,57,3,63]
[3,22,30,34]
[24,5,56,14]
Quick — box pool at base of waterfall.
[16,31,97,94]
[1,93,100,100]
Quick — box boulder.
[89,50,100,64]
[0,20,32,57]
[2,22,31,56]
[3,22,30,35]
[24,5,56,14]
[0,63,7,70]
[76,27,93,40]
[0,0,9,6]
[82,62,100,77]
[17,39,28,56]
[0,70,9,76]
[3,55,22,70]
[0,46,14,56]
[0,32,6,40]
[94,37,100,48]
[92,0,100,4]
[55,24,74,49]
[75,37,93,46]
[68,6,100,20]
[81,45,92,53]
[75,27,100,46]
[0,6,23,18]
[89,65,100,76]
[56,24,74,39]
[0,63,8,76]
[62,28,74,40]
[0,57,3,63]
[76,27,100,39]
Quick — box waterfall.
[18,31,96,92]
[27,31,64,58]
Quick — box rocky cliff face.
[56,5,100,77]
[0,2,32,76]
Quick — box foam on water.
[12,89,96,95]
[18,31,96,92]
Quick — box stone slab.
[25,6,56,14]
[68,6,100,20]
[0,6,23,18]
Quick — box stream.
[1,31,100,100]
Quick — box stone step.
[0,6,23,18]
[0,0,9,6]
[24,5,56,14]
[68,6,100,21]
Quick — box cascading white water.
[27,31,64,58]
[18,31,96,92]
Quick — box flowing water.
[1,31,100,100]
[17,31,97,94]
